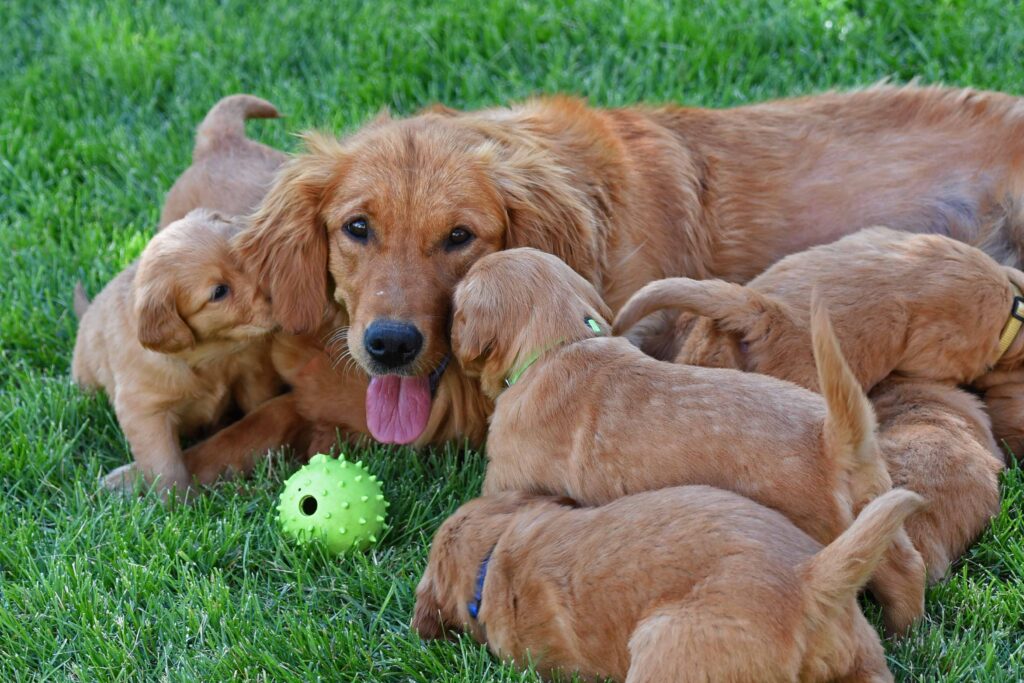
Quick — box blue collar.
[466,548,494,620]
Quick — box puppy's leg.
[625,595,798,683]
[865,529,926,636]
[874,380,1004,582]
[831,612,895,683]
[182,393,308,485]
[232,364,284,414]
[980,381,1024,460]
[110,402,191,499]
[881,428,1003,583]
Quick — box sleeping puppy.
[72,209,280,497]
[414,487,925,683]
[612,226,1024,452]
[159,94,287,229]
[870,377,1004,582]
[451,248,926,634]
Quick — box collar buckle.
[1012,296,1024,323]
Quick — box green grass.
[3,0,1024,679]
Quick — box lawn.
[2,0,1023,680]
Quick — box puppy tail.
[803,488,925,608]
[611,277,778,336]
[194,94,281,158]
[73,281,90,319]
[812,289,889,506]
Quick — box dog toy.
[277,453,388,554]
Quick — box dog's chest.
[176,368,235,434]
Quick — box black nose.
[364,320,424,369]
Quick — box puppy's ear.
[450,305,500,372]
[236,132,343,334]
[136,287,195,353]
[411,573,445,641]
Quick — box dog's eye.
[344,217,370,241]
[446,226,474,250]
[210,284,230,302]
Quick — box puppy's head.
[411,491,572,641]
[451,248,611,398]
[236,104,604,444]
[134,209,275,354]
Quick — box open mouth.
[365,355,450,445]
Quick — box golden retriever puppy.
[614,227,1024,392]
[72,209,279,497]
[613,230,1010,580]
[870,377,1004,582]
[159,94,286,228]
[223,84,1024,466]
[413,487,925,683]
[451,248,925,634]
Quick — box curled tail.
[73,281,90,319]
[812,290,890,506]
[194,94,281,158]
[612,277,779,336]
[803,488,925,608]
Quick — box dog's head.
[237,105,603,443]
[134,209,275,355]
[411,491,572,641]
[451,248,611,398]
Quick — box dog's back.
[159,94,287,228]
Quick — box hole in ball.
[300,495,318,516]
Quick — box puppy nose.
[364,320,424,369]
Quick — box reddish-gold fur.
[870,378,1004,582]
[71,210,280,497]
[186,85,1024,478]
[452,248,925,634]
[613,228,1012,579]
[414,488,924,682]
[159,95,286,229]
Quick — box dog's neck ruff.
[996,283,1024,361]
[503,315,604,390]
[467,547,494,621]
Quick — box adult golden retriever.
[182,83,1024,480]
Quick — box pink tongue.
[366,375,433,444]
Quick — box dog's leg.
[109,402,191,499]
[625,596,798,683]
[865,529,927,636]
[182,393,308,485]
[830,611,895,683]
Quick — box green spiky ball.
[277,453,388,554]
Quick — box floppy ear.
[136,286,195,353]
[450,287,501,371]
[482,143,602,287]
[613,278,780,337]
[411,573,445,640]
[236,133,343,334]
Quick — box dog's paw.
[102,463,144,494]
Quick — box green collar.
[503,315,604,390]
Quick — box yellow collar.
[996,283,1024,360]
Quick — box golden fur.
[159,95,287,229]
[413,487,925,683]
[613,228,1011,579]
[71,210,280,496]
[453,248,925,634]
[186,84,1024,478]
[870,378,1004,582]
[614,227,1024,391]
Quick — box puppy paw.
[102,463,144,494]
